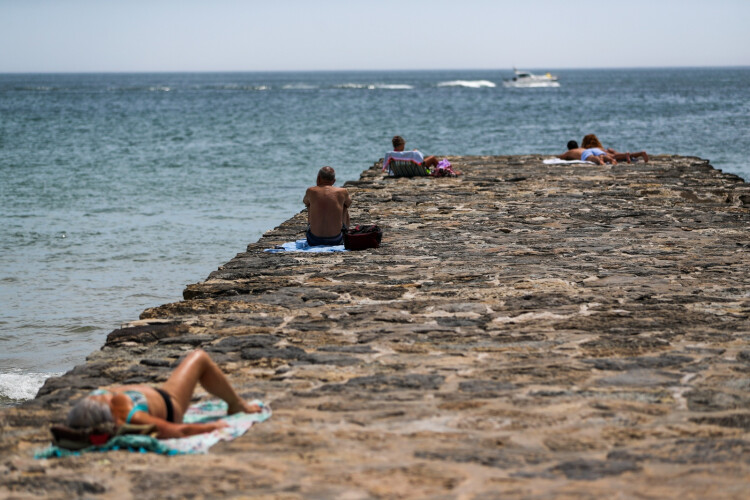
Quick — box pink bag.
[431,159,458,177]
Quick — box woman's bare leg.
[423,156,439,168]
[612,152,632,163]
[601,154,617,165]
[161,349,260,420]
[632,151,649,162]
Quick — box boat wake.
[335,83,413,90]
[437,80,496,89]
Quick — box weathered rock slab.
[2,155,750,498]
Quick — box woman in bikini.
[581,134,649,163]
[66,349,261,438]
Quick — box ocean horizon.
[2,64,748,74]
[2,67,749,406]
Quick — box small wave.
[106,84,272,93]
[127,292,165,299]
[437,80,496,88]
[0,371,61,401]
[13,86,56,92]
[282,84,317,90]
[373,84,413,90]
[65,325,98,333]
[335,83,413,90]
[336,83,369,89]
[212,84,269,91]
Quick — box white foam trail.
[335,83,413,90]
[437,80,496,88]
[336,83,368,89]
[375,84,413,90]
[0,371,61,401]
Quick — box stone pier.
[2,155,750,498]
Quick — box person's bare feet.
[244,402,262,413]
[642,152,649,163]
[228,400,262,414]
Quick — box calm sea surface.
[1,68,749,405]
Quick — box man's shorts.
[306,227,345,246]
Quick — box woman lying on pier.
[66,349,261,438]
[558,139,617,165]
[581,134,649,163]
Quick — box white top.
[382,150,425,171]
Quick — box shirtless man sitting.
[303,166,351,246]
[558,140,617,165]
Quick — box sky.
[1,0,748,73]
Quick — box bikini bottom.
[155,388,176,423]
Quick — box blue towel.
[264,239,347,253]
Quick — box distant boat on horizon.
[502,68,560,88]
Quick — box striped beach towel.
[383,151,430,177]
[386,159,431,177]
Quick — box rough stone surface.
[2,155,750,498]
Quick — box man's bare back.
[558,148,586,161]
[303,167,351,242]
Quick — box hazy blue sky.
[1,0,748,72]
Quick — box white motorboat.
[502,68,560,88]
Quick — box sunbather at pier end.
[66,349,261,438]
[383,135,440,172]
[557,140,587,161]
[581,147,617,165]
[303,166,351,246]
[582,134,649,163]
[559,137,618,165]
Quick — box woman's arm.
[128,411,227,438]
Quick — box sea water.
[1,68,749,406]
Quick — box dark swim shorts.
[306,227,345,246]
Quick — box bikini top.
[89,388,149,423]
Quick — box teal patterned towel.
[34,400,271,458]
